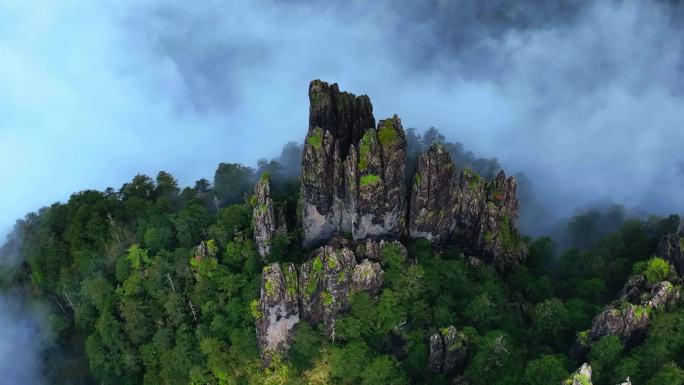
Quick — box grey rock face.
[299,245,383,337]
[256,263,300,366]
[657,223,684,274]
[588,278,679,342]
[299,80,525,271]
[427,333,445,373]
[357,238,407,262]
[428,326,469,375]
[301,80,406,245]
[408,144,527,271]
[253,175,281,260]
[256,241,385,364]
[408,144,459,243]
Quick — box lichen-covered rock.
[657,223,684,275]
[298,245,383,337]
[646,280,680,308]
[253,175,282,260]
[256,244,385,362]
[351,259,383,296]
[587,278,679,342]
[408,144,527,271]
[618,275,647,302]
[565,363,593,385]
[357,238,407,262]
[351,116,407,240]
[300,80,406,245]
[256,263,300,366]
[427,326,469,375]
[427,333,445,373]
[408,144,459,243]
[301,80,375,245]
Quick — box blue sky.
[2,0,684,238]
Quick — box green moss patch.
[377,120,398,148]
[307,127,324,151]
[360,174,382,187]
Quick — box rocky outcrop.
[564,363,593,385]
[256,263,300,366]
[408,144,527,271]
[427,326,469,375]
[301,80,406,245]
[586,276,679,343]
[657,223,684,275]
[255,241,384,364]
[299,245,383,337]
[299,80,525,272]
[253,174,284,260]
[357,238,408,262]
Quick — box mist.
[3,0,684,237]
[0,292,47,385]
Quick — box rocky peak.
[408,143,527,271]
[301,80,406,245]
[308,80,374,161]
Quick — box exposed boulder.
[564,363,593,385]
[587,277,679,343]
[408,143,527,271]
[427,326,469,375]
[301,80,407,245]
[256,263,300,366]
[299,245,383,337]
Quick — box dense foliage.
[1,136,682,385]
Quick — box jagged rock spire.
[408,143,527,271]
[301,80,406,245]
[252,173,286,260]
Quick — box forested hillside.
[2,81,684,385]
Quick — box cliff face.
[657,223,684,274]
[408,144,527,271]
[256,263,300,366]
[301,80,375,245]
[301,80,407,245]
